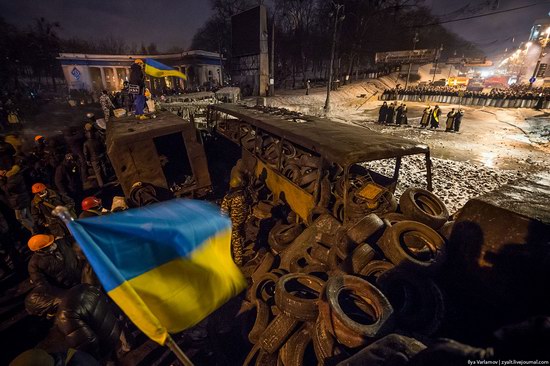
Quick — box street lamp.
[529,28,550,88]
[404,32,419,90]
[324,1,345,113]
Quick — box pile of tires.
[241,187,453,365]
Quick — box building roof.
[57,50,223,66]
[210,104,430,166]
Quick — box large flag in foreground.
[66,199,245,345]
[144,58,187,80]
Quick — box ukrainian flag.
[145,58,187,80]
[66,199,245,345]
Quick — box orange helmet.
[134,58,144,64]
[82,196,102,211]
[32,183,47,194]
[28,234,55,251]
[34,135,44,142]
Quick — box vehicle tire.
[377,269,445,335]
[381,212,408,226]
[275,273,325,321]
[399,188,449,229]
[243,344,278,366]
[248,299,272,344]
[300,263,330,281]
[378,220,446,272]
[325,275,394,348]
[314,296,349,365]
[349,243,377,274]
[251,252,276,284]
[438,220,454,242]
[251,272,279,304]
[332,199,345,222]
[259,313,300,354]
[358,260,394,281]
[346,213,385,244]
[268,223,304,253]
[278,324,315,366]
[310,243,331,264]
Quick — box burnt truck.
[107,103,433,221]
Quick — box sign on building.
[71,67,81,80]
[375,49,439,64]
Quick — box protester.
[83,129,108,188]
[130,59,147,120]
[27,234,81,289]
[378,102,388,123]
[430,105,442,129]
[62,126,87,183]
[99,90,115,123]
[454,109,464,132]
[445,108,456,132]
[306,79,311,95]
[25,284,130,362]
[79,196,106,219]
[0,162,35,233]
[386,103,395,124]
[127,181,173,208]
[420,106,431,128]
[31,183,75,238]
[120,81,133,113]
[54,153,84,205]
[221,171,251,266]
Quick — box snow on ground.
[261,76,549,213]
[365,155,526,215]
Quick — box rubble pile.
[365,155,527,215]
[241,186,453,365]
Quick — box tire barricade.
[380,92,548,109]
[243,186,453,365]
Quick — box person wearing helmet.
[31,183,75,238]
[79,196,107,219]
[129,59,148,120]
[0,161,35,233]
[27,234,81,289]
[220,170,251,266]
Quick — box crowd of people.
[0,70,185,363]
[378,102,464,132]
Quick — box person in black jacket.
[129,59,147,119]
[55,154,83,205]
[62,126,87,183]
[25,284,129,362]
[83,130,108,188]
[0,163,34,233]
[378,102,388,123]
[31,183,75,238]
[27,234,81,289]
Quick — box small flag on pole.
[57,200,245,346]
[145,58,187,80]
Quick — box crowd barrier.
[380,93,550,109]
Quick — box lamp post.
[324,2,345,113]
[404,32,419,90]
[529,27,550,89]
[432,44,444,83]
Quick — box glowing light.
[525,42,533,49]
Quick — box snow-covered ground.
[259,77,549,214]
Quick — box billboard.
[232,6,264,57]
[446,57,489,66]
[375,49,439,64]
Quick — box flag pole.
[52,206,195,366]
[166,335,195,366]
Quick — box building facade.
[57,50,223,93]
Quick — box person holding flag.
[53,199,245,365]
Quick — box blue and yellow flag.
[66,199,245,345]
[144,58,187,80]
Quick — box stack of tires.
[243,187,452,365]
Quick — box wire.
[411,1,550,28]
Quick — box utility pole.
[529,27,550,89]
[432,44,443,83]
[269,15,275,96]
[404,32,419,90]
[324,2,344,113]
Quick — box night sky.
[1,0,549,58]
